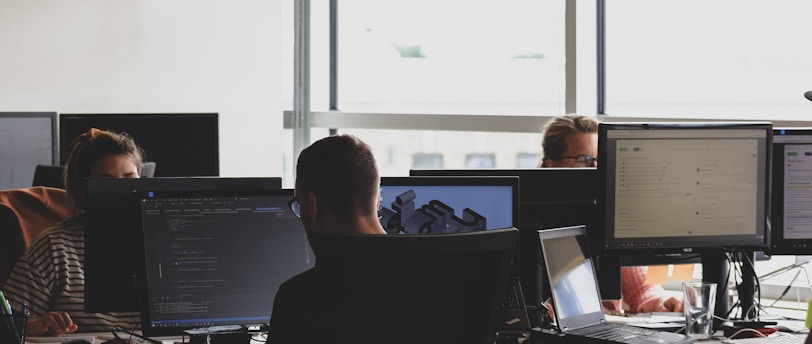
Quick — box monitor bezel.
[598,121,772,254]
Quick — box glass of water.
[682,282,717,339]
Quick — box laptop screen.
[538,225,604,331]
[137,189,313,337]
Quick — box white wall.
[0,0,285,177]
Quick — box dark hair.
[540,115,599,167]
[64,128,145,217]
[296,135,379,216]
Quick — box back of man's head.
[296,135,380,217]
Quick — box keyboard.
[570,324,657,342]
[501,283,522,309]
[720,332,807,343]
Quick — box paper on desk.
[644,265,668,285]
[605,313,685,325]
[672,264,694,282]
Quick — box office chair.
[305,228,518,344]
[31,165,66,189]
[140,161,156,178]
[0,187,71,286]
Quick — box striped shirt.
[1,218,141,333]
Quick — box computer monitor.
[409,169,601,304]
[598,122,771,254]
[379,176,518,234]
[59,113,219,177]
[599,122,771,322]
[83,177,283,313]
[137,187,312,338]
[770,128,812,255]
[0,112,58,190]
[308,228,519,344]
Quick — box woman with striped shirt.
[2,128,144,336]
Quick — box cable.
[112,326,163,344]
[767,269,801,308]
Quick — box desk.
[24,332,266,344]
[526,325,809,343]
[25,332,183,344]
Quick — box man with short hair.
[268,134,386,343]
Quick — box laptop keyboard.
[570,324,656,342]
[501,283,522,309]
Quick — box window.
[604,0,812,119]
[334,0,566,115]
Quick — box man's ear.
[300,191,318,223]
[543,158,558,167]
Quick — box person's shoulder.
[33,218,83,240]
[279,268,316,290]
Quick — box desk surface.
[25,332,183,344]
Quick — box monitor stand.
[701,249,757,327]
[701,249,729,329]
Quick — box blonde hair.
[539,115,599,167]
[63,128,145,217]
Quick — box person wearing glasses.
[268,135,387,344]
[539,115,682,314]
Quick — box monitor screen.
[84,177,283,314]
[59,113,219,177]
[379,176,518,234]
[770,128,812,255]
[0,112,58,190]
[598,122,771,254]
[137,188,312,337]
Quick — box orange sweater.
[0,186,71,247]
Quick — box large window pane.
[324,129,544,177]
[606,0,812,119]
[336,0,566,115]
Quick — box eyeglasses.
[287,197,301,217]
[558,154,598,166]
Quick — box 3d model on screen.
[379,189,487,234]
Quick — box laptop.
[538,225,696,344]
[495,269,532,333]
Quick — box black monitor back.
[59,113,219,177]
[309,228,518,344]
[409,169,605,305]
[84,177,282,313]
